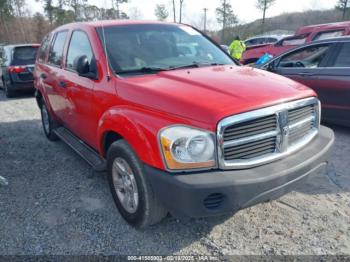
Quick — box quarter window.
[66,31,93,71]
[38,34,51,63]
[48,31,67,67]
[313,30,345,41]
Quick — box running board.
[54,127,106,172]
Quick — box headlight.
[159,126,216,171]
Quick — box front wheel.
[107,140,167,228]
[40,101,59,141]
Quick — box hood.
[116,65,316,126]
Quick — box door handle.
[58,81,67,88]
[40,73,47,79]
[298,72,314,77]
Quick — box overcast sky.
[30,0,339,30]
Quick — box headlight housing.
[159,125,216,171]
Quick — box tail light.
[8,66,26,73]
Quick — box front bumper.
[144,126,334,218]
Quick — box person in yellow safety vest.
[229,36,246,60]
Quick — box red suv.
[242,21,350,65]
[34,20,334,228]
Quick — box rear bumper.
[6,81,34,91]
[144,126,334,218]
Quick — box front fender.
[97,106,199,170]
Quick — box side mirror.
[76,55,98,80]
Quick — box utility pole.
[343,0,349,20]
[222,0,226,43]
[179,0,184,23]
[172,0,176,22]
[203,8,208,33]
[262,0,267,33]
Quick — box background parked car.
[242,21,350,65]
[260,37,350,127]
[244,35,288,48]
[0,44,40,98]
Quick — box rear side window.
[48,31,68,67]
[332,43,350,67]
[313,30,345,41]
[38,34,51,63]
[282,37,307,46]
[12,46,39,66]
[66,31,93,71]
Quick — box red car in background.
[242,21,350,65]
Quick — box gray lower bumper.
[144,126,334,218]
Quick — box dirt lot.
[0,91,349,256]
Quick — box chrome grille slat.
[224,115,276,132]
[217,97,320,170]
[224,124,277,140]
[224,137,276,154]
[223,130,278,148]
[225,146,276,160]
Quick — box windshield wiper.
[117,67,169,75]
[168,62,225,71]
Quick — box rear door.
[62,30,96,145]
[45,30,69,121]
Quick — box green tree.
[0,0,14,42]
[154,4,168,21]
[42,0,55,24]
[256,0,276,32]
[216,0,238,42]
[0,0,13,17]
[336,0,350,20]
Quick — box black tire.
[3,80,15,98]
[40,100,59,141]
[107,140,167,228]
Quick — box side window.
[66,31,93,71]
[278,44,331,69]
[281,37,307,46]
[48,31,67,67]
[332,43,350,67]
[38,34,51,63]
[313,30,345,41]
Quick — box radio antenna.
[101,22,111,81]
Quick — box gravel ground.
[0,90,349,256]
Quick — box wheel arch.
[97,107,168,169]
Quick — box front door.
[62,30,96,146]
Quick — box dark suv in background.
[0,44,40,97]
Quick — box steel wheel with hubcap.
[40,101,59,141]
[107,140,167,228]
[112,157,139,213]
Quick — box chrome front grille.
[217,97,320,169]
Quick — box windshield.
[97,24,235,75]
[12,46,39,65]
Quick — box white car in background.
[245,35,290,48]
